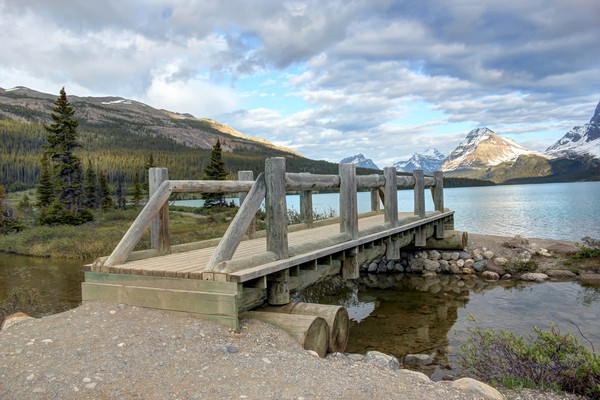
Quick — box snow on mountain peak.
[546,100,600,159]
[394,148,446,174]
[442,127,539,171]
[339,154,380,170]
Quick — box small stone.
[441,252,452,261]
[217,345,239,354]
[545,269,577,278]
[462,267,474,275]
[41,339,53,345]
[520,272,548,282]
[345,353,365,362]
[109,310,116,314]
[117,343,126,348]
[307,350,319,357]
[456,259,465,267]
[404,353,434,366]
[83,377,92,383]
[492,257,508,266]
[451,252,460,261]
[482,271,499,281]
[73,386,80,392]
[26,373,35,381]
[472,260,487,272]
[367,262,378,273]
[471,249,483,261]
[85,382,97,389]
[483,250,494,260]
[262,358,271,364]
[463,259,475,269]
[428,250,441,260]
[501,273,512,280]
[449,377,503,400]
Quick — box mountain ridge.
[393,148,445,174]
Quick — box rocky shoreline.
[1,233,596,399]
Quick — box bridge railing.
[98,157,444,271]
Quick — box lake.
[1,181,599,376]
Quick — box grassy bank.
[0,206,242,262]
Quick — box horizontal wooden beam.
[170,180,254,193]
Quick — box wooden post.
[432,171,444,212]
[238,170,256,238]
[383,167,398,226]
[413,170,425,218]
[341,247,359,279]
[265,158,288,259]
[299,173,313,228]
[149,167,170,254]
[267,269,290,305]
[370,188,381,213]
[339,163,358,239]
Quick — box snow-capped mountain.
[394,148,446,174]
[339,154,380,170]
[545,100,600,159]
[441,127,541,171]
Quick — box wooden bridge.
[83,157,456,333]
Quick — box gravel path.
[0,234,591,399]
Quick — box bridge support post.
[383,167,398,226]
[149,167,170,254]
[341,247,359,279]
[265,157,289,259]
[339,163,358,239]
[238,171,256,239]
[385,237,401,259]
[268,270,290,305]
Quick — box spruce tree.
[130,171,143,207]
[83,160,98,209]
[98,171,113,210]
[115,174,126,209]
[41,87,91,224]
[202,140,228,207]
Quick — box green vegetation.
[574,237,600,260]
[503,259,538,275]
[459,318,600,398]
[202,140,228,207]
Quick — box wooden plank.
[169,180,254,193]
[341,253,359,279]
[356,174,385,189]
[339,163,358,239]
[205,173,266,270]
[413,170,425,218]
[265,158,288,259]
[149,167,170,254]
[299,185,314,228]
[285,173,340,190]
[370,188,381,213]
[432,171,444,212]
[383,167,398,226]
[81,282,238,316]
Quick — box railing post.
[339,163,358,239]
[413,170,425,218]
[383,167,398,226]
[370,187,381,213]
[432,170,445,239]
[149,167,170,254]
[432,171,444,212]
[299,173,314,228]
[265,157,288,259]
[238,170,256,239]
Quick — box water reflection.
[297,274,600,378]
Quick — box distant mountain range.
[339,154,380,170]
[340,100,599,183]
[393,148,445,174]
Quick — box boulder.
[482,250,494,260]
[411,258,439,272]
[504,234,530,248]
[545,269,577,278]
[397,369,431,383]
[472,260,487,272]
[428,250,441,261]
[520,272,548,282]
[363,350,400,371]
[1,312,34,331]
[485,264,506,276]
[445,377,503,400]
[492,257,508,266]
[463,259,475,269]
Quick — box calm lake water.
[1,181,599,376]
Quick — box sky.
[1,0,598,167]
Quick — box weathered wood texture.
[383,167,398,226]
[104,180,172,268]
[370,188,381,213]
[265,158,288,259]
[206,173,266,271]
[299,173,314,228]
[432,170,444,212]
[245,311,329,357]
[149,167,170,254]
[238,171,256,239]
[169,180,254,193]
[422,230,468,250]
[413,170,425,218]
[260,302,349,353]
[339,163,358,239]
[285,173,339,190]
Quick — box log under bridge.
[83,157,460,350]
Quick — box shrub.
[574,236,600,260]
[504,259,538,274]
[1,286,43,320]
[459,318,600,398]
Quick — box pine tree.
[115,174,126,209]
[130,171,143,207]
[98,171,113,210]
[36,154,54,208]
[40,87,91,224]
[202,140,228,207]
[83,160,98,209]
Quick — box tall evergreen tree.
[40,87,91,224]
[36,154,54,208]
[98,171,113,210]
[83,160,98,209]
[115,174,126,209]
[130,171,143,207]
[202,140,228,207]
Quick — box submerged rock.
[520,272,548,282]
